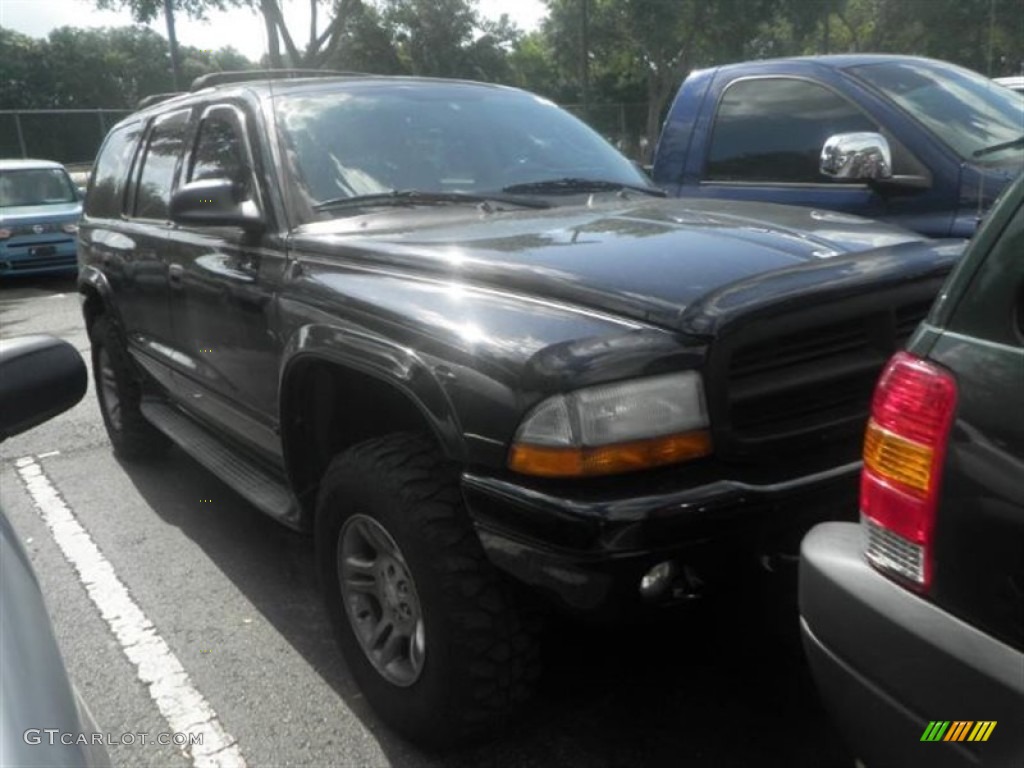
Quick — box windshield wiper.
[973,134,1024,158]
[501,177,666,197]
[314,189,551,212]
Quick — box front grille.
[713,298,932,458]
[1,255,76,272]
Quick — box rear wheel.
[315,433,541,748]
[90,316,170,461]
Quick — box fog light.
[639,561,675,599]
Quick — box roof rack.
[189,69,364,92]
[137,92,185,109]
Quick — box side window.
[188,113,248,186]
[706,78,876,183]
[950,201,1024,347]
[133,109,190,220]
[84,122,142,218]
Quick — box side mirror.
[820,132,893,181]
[170,178,265,233]
[0,335,87,442]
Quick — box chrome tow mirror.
[820,132,893,181]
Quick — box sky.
[0,0,548,61]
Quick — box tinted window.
[0,168,76,207]
[189,114,247,185]
[706,78,876,183]
[276,85,650,218]
[84,122,142,218]
[134,110,190,220]
[950,199,1024,347]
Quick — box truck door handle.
[168,263,184,288]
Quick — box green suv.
[800,175,1024,767]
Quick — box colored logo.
[921,721,996,742]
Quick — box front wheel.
[89,316,170,461]
[315,433,541,748]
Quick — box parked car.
[78,70,964,747]
[799,173,1024,767]
[0,159,82,278]
[995,75,1024,94]
[0,335,110,767]
[652,55,1024,237]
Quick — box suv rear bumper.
[461,461,860,615]
[799,522,1024,768]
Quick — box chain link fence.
[1,110,132,167]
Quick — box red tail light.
[860,351,957,591]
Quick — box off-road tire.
[90,316,170,461]
[315,433,542,748]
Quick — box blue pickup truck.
[652,55,1023,237]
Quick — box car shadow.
[120,446,852,768]
[0,273,78,295]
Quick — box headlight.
[509,371,711,477]
[0,228,10,240]
[61,222,78,234]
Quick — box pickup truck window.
[275,86,648,217]
[706,77,876,183]
[85,122,142,218]
[849,60,1024,165]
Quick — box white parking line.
[14,456,247,768]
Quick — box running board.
[140,401,302,529]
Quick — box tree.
[255,0,365,68]
[0,28,51,109]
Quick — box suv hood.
[293,198,949,330]
[0,202,81,226]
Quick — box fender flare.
[278,323,466,483]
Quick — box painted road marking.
[15,456,246,768]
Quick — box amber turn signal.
[508,430,712,478]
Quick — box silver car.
[0,335,110,768]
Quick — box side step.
[140,400,302,529]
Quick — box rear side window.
[706,78,876,183]
[84,122,142,218]
[133,109,190,220]
[950,201,1024,347]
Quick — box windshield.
[275,84,651,218]
[0,168,77,207]
[848,60,1024,164]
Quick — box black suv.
[800,174,1024,767]
[78,71,962,746]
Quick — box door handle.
[168,263,184,288]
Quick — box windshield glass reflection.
[849,60,1024,164]
[275,84,650,218]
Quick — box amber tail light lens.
[860,351,957,591]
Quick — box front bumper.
[0,237,77,277]
[799,523,1024,768]
[462,457,860,615]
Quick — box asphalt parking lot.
[1,273,853,768]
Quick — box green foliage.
[0,25,256,109]
[93,0,238,23]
